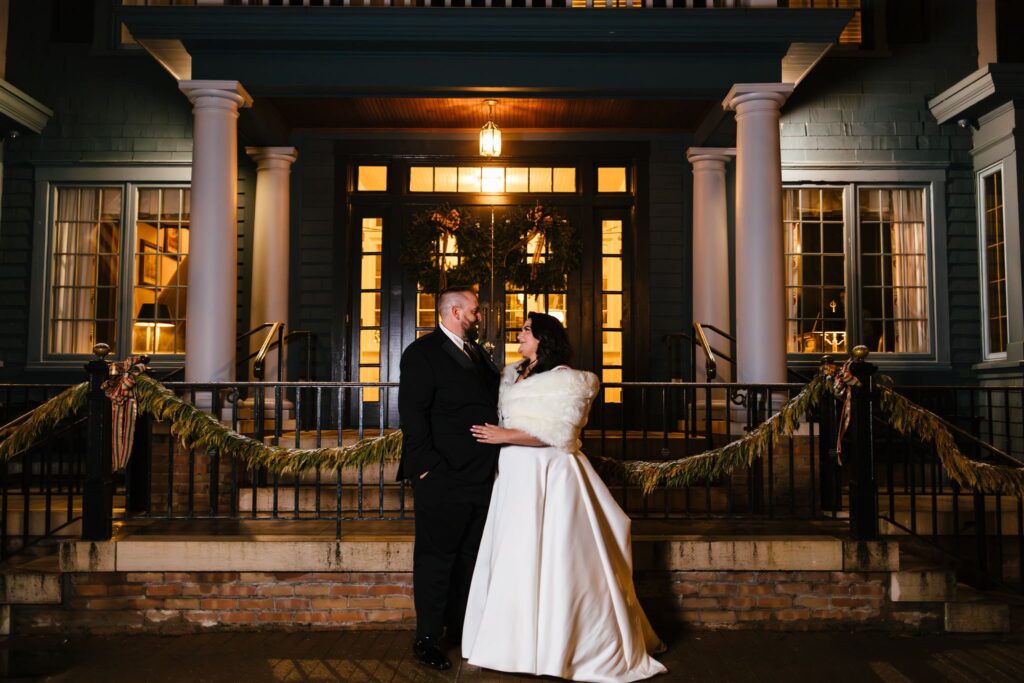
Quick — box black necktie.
[463,341,488,375]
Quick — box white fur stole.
[498,364,600,452]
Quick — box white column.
[723,83,793,385]
[687,147,735,382]
[246,146,297,383]
[179,80,252,383]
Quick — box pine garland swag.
[132,374,403,474]
[0,382,88,462]
[879,386,1024,497]
[589,375,829,495]
[2,369,1023,500]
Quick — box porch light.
[479,99,501,158]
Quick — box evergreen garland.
[2,370,1023,500]
[132,375,403,473]
[589,376,829,494]
[879,386,1024,497]
[0,382,88,462]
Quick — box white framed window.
[978,165,1008,360]
[782,175,943,363]
[28,167,192,366]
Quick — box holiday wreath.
[402,202,581,295]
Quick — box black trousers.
[412,479,491,640]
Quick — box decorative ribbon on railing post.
[821,356,861,465]
[101,356,149,471]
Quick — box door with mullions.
[347,160,637,426]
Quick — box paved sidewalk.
[2,628,1023,682]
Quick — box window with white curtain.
[45,183,190,358]
[783,185,931,356]
[49,187,123,354]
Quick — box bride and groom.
[397,286,666,682]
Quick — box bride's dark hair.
[517,311,572,377]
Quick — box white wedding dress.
[462,365,666,683]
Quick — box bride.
[463,312,666,683]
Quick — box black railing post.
[847,345,878,540]
[83,343,113,541]
[818,355,839,512]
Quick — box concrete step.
[944,586,1011,633]
[0,571,62,605]
[237,419,298,434]
[890,566,956,602]
[870,493,1022,536]
[0,495,125,537]
[237,483,734,515]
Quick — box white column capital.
[179,80,253,111]
[722,83,794,113]
[246,146,298,170]
[687,147,737,168]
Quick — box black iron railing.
[2,346,1022,596]
[0,415,88,560]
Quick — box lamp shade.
[136,302,174,327]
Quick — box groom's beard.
[464,323,480,343]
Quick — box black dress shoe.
[413,635,452,671]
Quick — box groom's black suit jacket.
[397,327,500,492]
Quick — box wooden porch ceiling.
[268,97,713,131]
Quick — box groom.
[398,286,501,670]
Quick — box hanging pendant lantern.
[479,99,502,158]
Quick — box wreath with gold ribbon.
[403,203,581,295]
[401,205,487,293]
[504,203,582,294]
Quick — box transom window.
[784,185,931,356]
[407,166,576,194]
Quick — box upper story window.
[42,182,190,359]
[784,184,930,357]
[979,168,1008,359]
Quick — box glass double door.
[350,198,632,431]
[352,201,581,393]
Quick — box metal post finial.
[93,343,111,358]
[851,345,869,360]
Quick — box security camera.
[956,117,978,131]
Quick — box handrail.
[151,324,314,383]
[252,322,285,382]
[699,323,736,343]
[692,322,717,381]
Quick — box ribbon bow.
[101,356,149,471]
[822,358,861,465]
